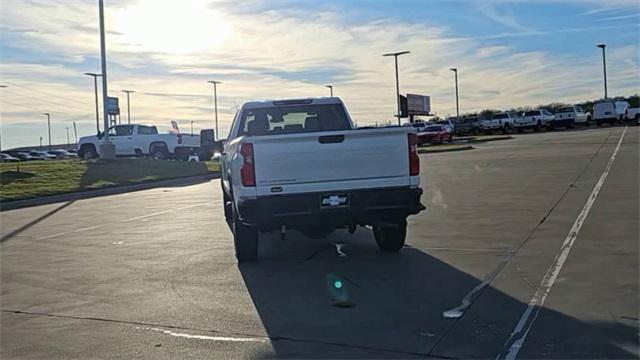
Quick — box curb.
[465,136,513,143]
[418,145,474,154]
[0,173,220,211]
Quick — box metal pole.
[73,121,78,145]
[214,83,218,140]
[326,85,333,97]
[191,120,194,136]
[43,113,51,150]
[66,127,70,146]
[383,51,410,126]
[85,73,101,133]
[450,68,460,119]
[99,0,110,139]
[40,137,43,148]
[597,44,608,99]
[122,90,134,124]
[207,81,221,140]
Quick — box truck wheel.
[232,205,258,262]
[373,221,407,252]
[568,120,575,129]
[223,187,232,222]
[78,144,98,160]
[151,146,169,160]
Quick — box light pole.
[0,85,6,151]
[450,68,460,119]
[73,121,78,145]
[597,44,608,99]
[65,127,70,146]
[122,90,135,124]
[98,0,115,159]
[84,72,102,133]
[383,51,410,125]
[190,120,194,136]
[207,80,221,140]
[325,85,333,97]
[43,113,51,150]
[39,137,43,148]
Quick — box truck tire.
[223,186,232,222]
[373,221,407,252]
[232,205,258,262]
[150,145,169,160]
[78,144,98,160]
[568,120,575,129]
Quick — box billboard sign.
[106,96,120,115]
[407,94,431,115]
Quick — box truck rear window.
[238,104,351,137]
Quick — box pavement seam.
[425,127,618,359]
[1,309,457,359]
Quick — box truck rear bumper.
[237,187,425,231]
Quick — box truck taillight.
[408,133,420,176]
[240,143,256,187]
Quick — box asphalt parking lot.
[1,126,638,359]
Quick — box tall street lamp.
[43,113,51,150]
[597,44,608,99]
[325,85,333,97]
[84,72,102,133]
[98,0,115,159]
[207,80,221,140]
[383,51,410,125]
[122,89,135,124]
[450,68,460,119]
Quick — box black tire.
[78,144,98,160]
[232,204,258,262]
[502,125,510,135]
[150,145,169,160]
[373,221,407,252]
[568,120,575,129]
[448,134,453,143]
[534,122,541,132]
[222,185,232,222]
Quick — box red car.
[417,124,451,145]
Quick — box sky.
[0,0,639,149]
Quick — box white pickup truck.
[481,112,515,134]
[221,97,425,261]
[519,109,555,130]
[553,105,591,128]
[78,124,200,160]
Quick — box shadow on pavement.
[0,170,35,185]
[0,201,75,243]
[238,229,638,359]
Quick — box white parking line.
[137,326,267,343]
[498,126,628,360]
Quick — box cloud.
[476,3,535,32]
[0,0,639,149]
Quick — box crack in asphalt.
[1,309,457,359]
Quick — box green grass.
[0,159,220,202]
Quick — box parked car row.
[447,99,639,136]
[1,149,77,162]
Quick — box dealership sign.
[407,94,431,115]
[106,96,120,115]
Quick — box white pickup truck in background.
[481,112,516,134]
[553,105,591,128]
[221,97,425,261]
[78,124,200,160]
[520,109,555,130]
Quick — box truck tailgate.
[251,128,411,196]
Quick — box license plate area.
[320,193,349,209]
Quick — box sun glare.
[114,0,231,54]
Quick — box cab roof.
[242,97,343,110]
